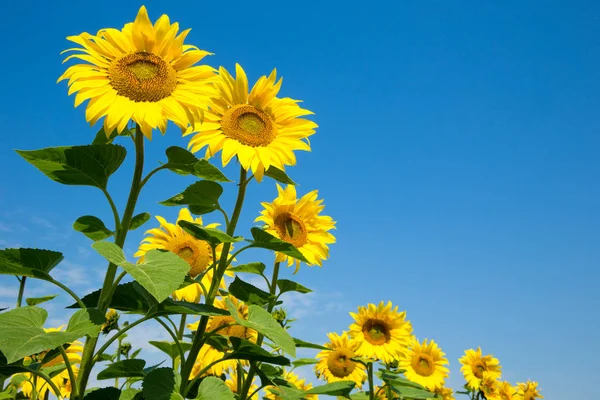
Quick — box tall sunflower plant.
[0,6,542,400]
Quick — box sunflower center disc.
[109,51,177,102]
[326,348,356,378]
[473,362,486,379]
[363,320,390,345]
[167,237,212,277]
[412,355,435,376]
[221,105,276,147]
[178,246,194,258]
[274,212,308,247]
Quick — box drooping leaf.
[69,282,154,313]
[119,388,142,400]
[164,147,230,182]
[266,385,305,400]
[277,279,312,295]
[91,126,131,145]
[249,228,308,262]
[178,221,241,246]
[92,242,190,303]
[379,371,428,390]
[148,341,192,360]
[256,364,284,387]
[97,359,146,380]
[83,387,122,400]
[159,181,223,214]
[293,338,329,351]
[153,300,229,317]
[142,367,184,400]
[390,385,436,399]
[129,213,151,231]
[25,294,58,306]
[16,145,126,189]
[228,277,273,306]
[225,298,295,357]
[291,358,319,367]
[228,262,266,276]
[0,248,63,280]
[73,216,113,241]
[227,337,290,365]
[0,307,104,363]
[195,376,235,400]
[306,381,355,396]
[264,166,296,185]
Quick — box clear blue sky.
[1,1,599,398]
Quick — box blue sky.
[1,0,599,398]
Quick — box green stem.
[140,165,167,188]
[238,262,280,399]
[217,207,230,227]
[21,366,63,400]
[48,278,85,308]
[368,362,374,400]
[115,336,122,388]
[179,166,248,394]
[385,364,392,399]
[178,314,187,340]
[155,317,186,363]
[93,315,153,362]
[58,346,78,398]
[16,276,26,307]
[101,187,120,231]
[77,126,145,399]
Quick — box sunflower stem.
[368,362,375,400]
[58,345,78,399]
[178,314,187,340]
[76,125,145,399]
[179,166,249,394]
[16,276,26,307]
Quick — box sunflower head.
[255,184,336,273]
[206,296,257,342]
[498,381,517,400]
[185,64,317,181]
[398,337,449,390]
[225,370,258,399]
[348,301,413,364]
[434,387,456,400]
[264,371,317,400]
[59,6,215,138]
[315,332,366,388]
[458,347,502,390]
[191,344,237,378]
[480,372,501,400]
[516,381,543,400]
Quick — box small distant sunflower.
[59,6,215,139]
[185,64,317,181]
[265,371,318,400]
[434,387,456,400]
[459,347,502,390]
[398,338,449,390]
[315,332,366,388]
[515,381,543,400]
[498,381,516,400]
[202,296,257,343]
[225,370,258,399]
[255,184,336,273]
[135,208,224,277]
[480,372,501,400]
[372,386,388,399]
[348,301,413,364]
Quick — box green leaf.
[97,359,146,380]
[129,213,151,231]
[25,294,58,306]
[92,126,131,145]
[178,221,242,246]
[142,367,184,400]
[228,262,266,276]
[291,358,318,367]
[92,242,190,303]
[306,381,355,396]
[277,279,312,295]
[164,147,230,182]
[264,166,296,185]
[159,181,223,213]
[227,337,290,365]
[379,371,428,390]
[266,385,305,400]
[0,307,104,363]
[195,376,235,400]
[70,282,154,313]
[119,388,142,400]
[148,341,192,360]
[84,387,122,400]
[225,298,295,357]
[228,276,273,306]
[249,228,308,262]
[73,215,113,241]
[154,300,229,317]
[0,248,63,280]
[390,385,436,399]
[16,145,126,189]
[293,338,329,351]
[256,364,284,387]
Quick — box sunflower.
[515,381,543,400]
[372,386,388,400]
[101,308,119,334]
[498,381,516,400]
[398,338,449,390]
[190,344,238,378]
[458,347,502,390]
[315,332,366,388]
[264,371,318,400]
[188,296,257,343]
[348,301,413,364]
[434,387,456,400]
[58,6,215,139]
[185,64,317,181]
[255,184,336,273]
[480,372,501,400]
[225,370,258,399]
[135,208,225,278]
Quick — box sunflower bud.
[101,308,120,335]
[119,342,132,356]
[272,308,287,327]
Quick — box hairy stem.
[58,346,78,399]
[16,276,26,307]
[368,362,375,400]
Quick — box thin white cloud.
[0,222,12,232]
[30,216,57,230]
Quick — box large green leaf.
[142,367,184,400]
[228,276,273,306]
[248,229,308,262]
[291,358,318,367]
[277,279,312,295]
[266,385,305,400]
[264,166,296,185]
[178,221,241,246]
[159,181,223,212]
[225,298,295,357]
[228,262,266,276]
[83,387,122,400]
[195,376,235,400]
[390,385,436,399]
[227,337,290,365]
[92,242,190,303]
[25,294,58,306]
[16,145,126,189]
[149,341,192,360]
[73,215,113,241]
[97,359,146,380]
[119,388,142,400]
[0,248,63,280]
[293,338,329,351]
[0,307,104,363]
[306,381,355,396]
[164,147,230,182]
[153,301,229,317]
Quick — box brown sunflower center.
[166,236,212,277]
[473,361,487,379]
[274,212,308,248]
[411,354,435,376]
[208,316,248,339]
[326,348,357,378]
[108,51,177,102]
[362,319,391,346]
[221,104,276,147]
